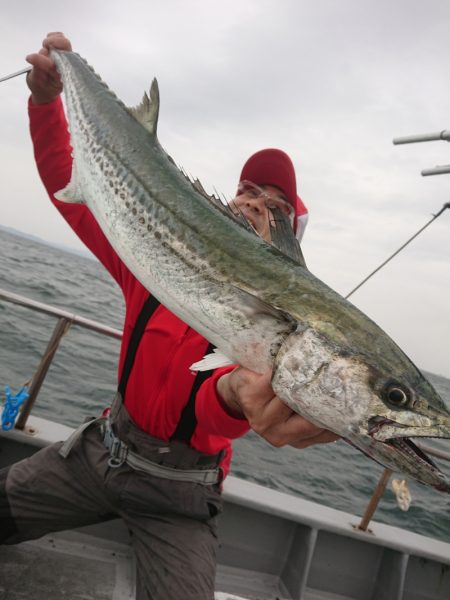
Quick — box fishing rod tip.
[0,66,32,84]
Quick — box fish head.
[272,325,450,492]
[357,368,450,492]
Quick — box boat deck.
[2,506,450,600]
[0,527,363,600]
[1,417,450,600]
[0,531,135,600]
[0,528,292,600]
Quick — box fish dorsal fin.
[178,168,256,232]
[189,180,257,236]
[217,198,307,267]
[190,178,254,230]
[177,169,307,267]
[192,177,211,198]
[128,78,160,136]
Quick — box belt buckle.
[104,423,128,468]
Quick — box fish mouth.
[385,437,450,492]
[385,437,438,469]
[368,416,445,480]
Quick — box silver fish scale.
[51,49,450,491]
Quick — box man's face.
[231,181,294,242]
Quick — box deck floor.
[0,531,358,600]
[0,532,263,600]
[0,532,135,600]
[0,531,285,600]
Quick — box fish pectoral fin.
[54,160,86,204]
[128,78,159,137]
[190,349,235,372]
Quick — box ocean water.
[0,226,449,544]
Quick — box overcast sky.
[1,0,449,378]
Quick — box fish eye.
[382,381,411,408]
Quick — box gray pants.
[0,415,222,599]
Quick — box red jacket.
[28,97,250,478]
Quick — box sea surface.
[0,227,449,544]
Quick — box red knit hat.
[238,148,308,241]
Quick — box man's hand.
[217,367,339,449]
[25,32,72,105]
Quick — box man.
[0,32,337,600]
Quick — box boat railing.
[1,286,450,533]
[0,288,121,429]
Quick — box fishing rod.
[345,202,450,299]
[0,66,31,83]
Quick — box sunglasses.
[236,180,294,219]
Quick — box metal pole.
[421,166,450,177]
[393,130,450,144]
[15,317,71,430]
[0,288,122,339]
[357,468,393,532]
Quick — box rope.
[1,385,29,430]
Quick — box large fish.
[50,49,450,491]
